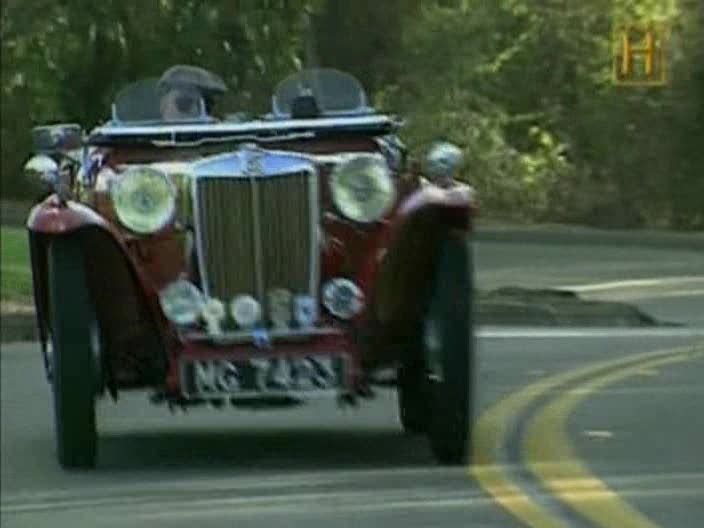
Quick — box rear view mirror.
[31,124,83,153]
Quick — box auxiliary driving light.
[159,280,204,325]
[230,294,262,328]
[322,278,364,320]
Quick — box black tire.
[397,360,428,434]
[424,233,474,465]
[48,238,98,469]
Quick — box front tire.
[48,237,98,469]
[424,233,474,465]
[397,359,428,434]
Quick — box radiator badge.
[242,144,264,177]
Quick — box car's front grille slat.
[259,175,312,294]
[197,178,257,300]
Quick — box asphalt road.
[2,237,703,528]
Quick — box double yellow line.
[470,344,703,528]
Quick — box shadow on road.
[97,428,433,472]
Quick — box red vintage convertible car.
[23,66,476,469]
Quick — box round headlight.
[111,166,176,234]
[159,280,204,325]
[230,295,262,328]
[330,155,395,223]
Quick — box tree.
[1,0,315,197]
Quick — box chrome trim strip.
[181,327,344,344]
[307,166,319,304]
[188,149,387,178]
[181,386,341,401]
[192,150,315,178]
[191,176,211,298]
[93,115,395,136]
[218,149,388,168]
[248,156,265,303]
[151,132,315,148]
[264,151,388,166]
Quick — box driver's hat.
[157,65,228,98]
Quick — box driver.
[158,64,228,119]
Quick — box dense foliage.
[2,0,702,228]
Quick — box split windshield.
[110,69,371,126]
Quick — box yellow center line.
[469,344,703,528]
[523,347,703,528]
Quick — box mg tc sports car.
[23,65,477,469]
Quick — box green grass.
[1,226,33,304]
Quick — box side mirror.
[31,124,82,153]
[424,142,464,187]
[24,154,59,196]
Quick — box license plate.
[181,354,347,399]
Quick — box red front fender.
[28,195,113,235]
[27,195,174,389]
[397,183,476,231]
[362,183,477,366]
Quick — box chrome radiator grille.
[193,171,316,313]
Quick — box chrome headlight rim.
[111,165,177,234]
[329,154,396,224]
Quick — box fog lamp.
[159,280,204,325]
[322,278,364,319]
